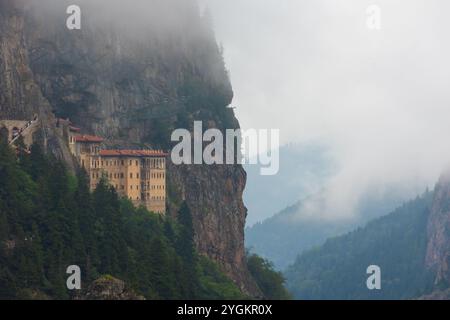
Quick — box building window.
[137,173,139,179]
[130,173,133,179]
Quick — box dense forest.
[0,137,288,299]
[285,192,436,299]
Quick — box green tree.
[247,253,292,300]
[176,202,198,298]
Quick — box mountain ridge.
[285,171,450,299]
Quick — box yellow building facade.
[69,132,167,214]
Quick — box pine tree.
[176,202,198,298]
[74,170,99,281]
[0,141,249,299]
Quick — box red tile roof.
[74,135,104,143]
[99,149,168,157]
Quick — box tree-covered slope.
[285,192,436,300]
[246,189,404,270]
[246,202,352,270]
[0,139,246,299]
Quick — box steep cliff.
[425,172,450,287]
[0,0,75,169]
[0,0,259,295]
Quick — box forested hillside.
[285,192,436,299]
[246,190,403,270]
[0,138,247,299]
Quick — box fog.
[28,0,450,221]
[204,0,450,219]
[30,0,201,33]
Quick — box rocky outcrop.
[75,276,144,300]
[425,172,450,286]
[0,0,260,296]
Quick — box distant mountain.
[245,189,404,270]
[246,201,350,270]
[244,143,334,226]
[285,190,437,299]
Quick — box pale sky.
[204,0,450,218]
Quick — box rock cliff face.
[426,172,450,286]
[0,0,260,296]
[0,0,75,168]
[168,162,260,294]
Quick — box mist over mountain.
[285,190,435,299]
[2,0,450,302]
[284,171,450,300]
[208,0,450,226]
[246,186,405,270]
[244,143,334,226]
[245,143,414,270]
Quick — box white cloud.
[206,0,450,218]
